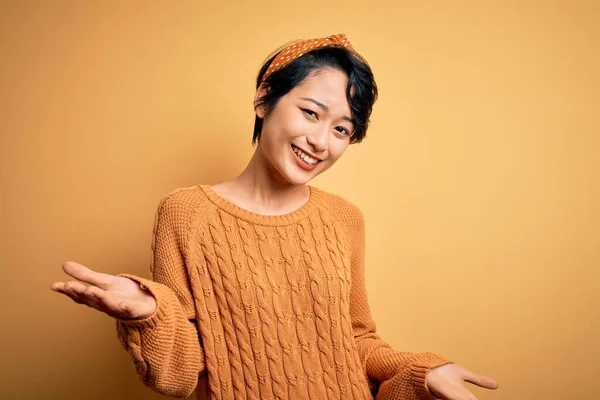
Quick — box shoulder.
[153,185,211,236]
[311,186,365,234]
[157,185,208,215]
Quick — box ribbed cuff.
[114,274,171,330]
[410,353,453,400]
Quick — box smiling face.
[255,67,354,185]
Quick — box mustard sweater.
[115,185,451,399]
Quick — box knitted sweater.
[115,185,451,400]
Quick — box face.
[255,67,354,186]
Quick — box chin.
[284,151,328,185]
[279,164,320,186]
[281,170,314,186]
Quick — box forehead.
[289,68,350,109]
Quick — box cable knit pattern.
[115,185,452,399]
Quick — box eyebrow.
[300,97,354,124]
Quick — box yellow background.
[1,1,598,399]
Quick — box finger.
[64,292,85,304]
[62,281,102,309]
[82,285,110,311]
[462,369,499,390]
[53,282,112,314]
[62,261,114,289]
[52,282,85,304]
[53,277,141,318]
[63,280,89,296]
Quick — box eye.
[335,126,350,136]
[302,108,318,119]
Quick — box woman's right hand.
[50,261,157,320]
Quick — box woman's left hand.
[426,363,499,400]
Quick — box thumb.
[116,300,138,319]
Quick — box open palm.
[50,261,156,320]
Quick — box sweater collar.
[199,184,322,226]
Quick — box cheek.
[259,121,294,165]
[265,110,303,143]
[326,139,350,163]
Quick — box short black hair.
[253,46,377,144]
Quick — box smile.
[291,144,322,171]
[291,144,322,165]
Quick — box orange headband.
[261,33,354,82]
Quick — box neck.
[227,146,309,213]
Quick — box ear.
[254,81,270,119]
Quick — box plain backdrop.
[1,1,598,399]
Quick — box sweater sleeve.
[348,207,452,400]
[115,193,206,398]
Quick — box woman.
[50,34,499,400]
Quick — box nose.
[306,125,328,153]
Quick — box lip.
[291,144,323,161]
[291,144,321,171]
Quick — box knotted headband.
[261,33,354,82]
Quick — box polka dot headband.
[261,33,354,82]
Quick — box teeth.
[293,145,318,165]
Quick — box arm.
[348,208,452,399]
[115,194,206,398]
